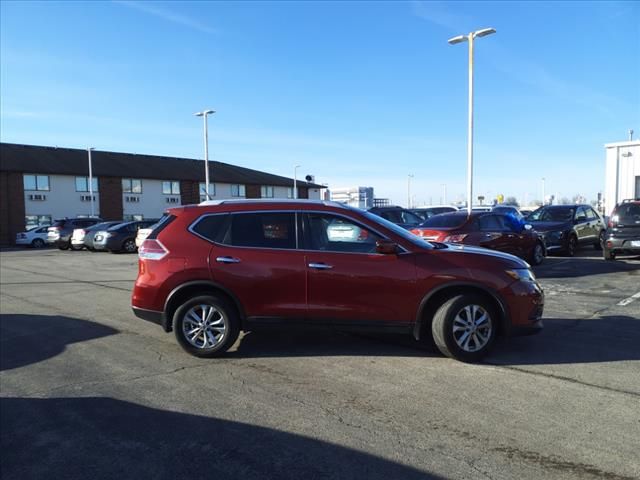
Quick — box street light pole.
[407,174,414,208]
[194,109,215,200]
[541,177,546,205]
[294,165,301,199]
[442,183,447,205]
[448,28,496,215]
[87,147,95,218]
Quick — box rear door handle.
[308,262,333,270]
[216,256,241,264]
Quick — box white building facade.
[330,186,375,209]
[604,140,640,215]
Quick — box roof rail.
[198,198,347,208]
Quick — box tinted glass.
[616,203,640,224]
[304,213,381,253]
[421,214,467,228]
[586,208,598,220]
[224,213,296,249]
[192,214,229,242]
[479,215,504,231]
[528,207,575,222]
[380,210,402,223]
[359,210,431,249]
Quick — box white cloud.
[114,0,218,35]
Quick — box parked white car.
[16,226,50,248]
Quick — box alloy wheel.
[452,304,492,352]
[182,304,227,349]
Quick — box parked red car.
[131,200,544,362]
[410,211,546,266]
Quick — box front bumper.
[504,279,544,336]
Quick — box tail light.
[608,214,619,228]
[411,229,426,237]
[139,239,168,260]
[444,234,468,243]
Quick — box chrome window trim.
[188,209,411,255]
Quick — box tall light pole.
[407,174,414,208]
[448,27,496,215]
[294,165,301,199]
[87,147,95,218]
[541,177,546,205]
[194,109,215,200]
[441,183,447,205]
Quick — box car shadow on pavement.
[0,314,119,371]
[533,255,640,278]
[229,329,436,359]
[488,315,640,365]
[0,396,442,480]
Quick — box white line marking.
[617,292,640,307]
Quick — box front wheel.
[529,242,545,266]
[431,294,497,362]
[173,295,240,358]
[122,239,137,253]
[566,235,578,257]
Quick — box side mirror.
[376,239,398,254]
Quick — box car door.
[586,207,602,239]
[473,215,516,255]
[301,212,417,324]
[574,207,590,243]
[204,211,307,320]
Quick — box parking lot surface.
[1,248,639,480]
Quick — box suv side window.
[478,215,503,231]
[224,212,297,250]
[191,214,230,243]
[303,213,381,254]
[575,207,588,222]
[586,208,598,221]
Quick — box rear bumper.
[132,306,166,328]
[604,236,640,252]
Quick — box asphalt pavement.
[1,247,639,480]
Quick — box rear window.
[51,220,67,228]
[148,213,176,240]
[191,214,229,243]
[615,203,640,224]
[421,214,467,228]
[528,207,575,222]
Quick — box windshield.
[420,214,467,228]
[360,210,432,249]
[528,207,575,222]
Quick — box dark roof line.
[0,142,324,188]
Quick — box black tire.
[566,235,578,257]
[58,243,69,251]
[594,230,605,250]
[31,238,45,249]
[70,244,83,251]
[173,295,240,358]
[529,241,545,266]
[431,294,497,362]
[122,238,137,253]
[603,249,615,261]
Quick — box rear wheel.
[31,238,45,249]
[431,294,497,362]
[173,295,240,357]
[566,235,578,257]
[603,249,615,261]
[58,243,69,251]
[122,239,137,253]
[529,241,545,266]
[70,244,83,251]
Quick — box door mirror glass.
[376,239,398,254]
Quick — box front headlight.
[506,268,537,282]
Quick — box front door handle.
[308,262,333,270]
[216,256,241,264]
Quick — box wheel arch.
[163,281,246,332]
[414,282,509,341]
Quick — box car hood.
[439,243,529,268]
[527,221,570,232]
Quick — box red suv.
[131,200,544,362]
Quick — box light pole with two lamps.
[194,109,215,200]
[448,27,496,215]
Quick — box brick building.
[0,143,324,244]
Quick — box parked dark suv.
[526,205,605,256]
[603,199,640,260]
[131,200,544,362]
[94,219,159,253]
[47,217,103,250]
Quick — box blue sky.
[1,1,638,206]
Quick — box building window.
[287,187,294,199]
[231,184,246,197]
[162,181,181,195]
[75,176,99,192]
[122,178,142,194]
[261,186,274,198]
[123,214,143,221]
[25,215,52,229]
[199,182,216,201]
[23,174,50,191]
